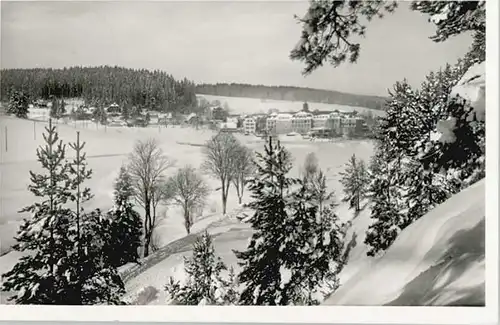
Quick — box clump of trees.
[231,145,255,205]
[234,138,346,305]
[0,66,198,113]
[202,133,252,214]
[7,90,29,119]
[292,0,486,257]
[166,137,346,306]
[1,122,127,304]
[128,138,173,257]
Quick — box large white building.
[275,113,293,134]
[266,113,293,134]
[266,112,278,134]
[292,111,313,134]
[327,112,343,134]
[312,114,330,129]
[243,116,256,134]
[341,116,363,135]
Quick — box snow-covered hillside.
[0,114,375,305]
[197,94,385,117]
[324,179,485,306]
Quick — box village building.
[243,116,257,134]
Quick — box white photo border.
[0,0,497,324]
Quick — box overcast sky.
[1,1,472,96]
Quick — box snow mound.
[324,179,485,306]
[450,62,485,122]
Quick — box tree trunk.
[143,203,151,257]
[234,180,243,205]
[222,193,227,215]
[184,206,191,234]
[239,180,244,204]
[221,184,227,215]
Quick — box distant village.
[29,98,376,140]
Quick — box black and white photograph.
[0,0,497,323]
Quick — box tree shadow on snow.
[385,218,485,306]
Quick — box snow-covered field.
[197,94,386,117]
[0,104,485,306]
[0,112,375,304]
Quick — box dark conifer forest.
[0,66,198,113]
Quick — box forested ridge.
[196,83,388,110]
[1,66,387,113]
[0,66,198,113]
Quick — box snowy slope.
[324,179,485,306]
[197,94,386,117]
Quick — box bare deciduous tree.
[232,145,255,204]
[168,165,209,234]
[302,153,335,216]
[302,152,319,181]
[128,138,173,257]
[202,133,240,214]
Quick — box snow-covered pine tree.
[421,96,485,189]
[78,208,126,304]
[234,137,345,305]
[1,119,75,304]
[283,180,347,305]
[233,137,296,305]
[339,154,369,212]
[306,169,336,216]
[364,146,406,257]
[220,266,240,305]
[66,131,94,304]
[106,166,143,267]
[66,131,126,304]
[364,79,425,256]
[364,158,403,257]
[7,89,29,119]
[165,231,228,305]
[402,159,451,227]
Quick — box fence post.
[5,126,7,152]
[33,120,36,140]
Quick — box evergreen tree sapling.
[1,120,74,304]
[66,131,126,304]
[339,154,369,212]
[364,153,405,257]
[106,166,143,267]
[234,137,345,305]
[165,231,231,305]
